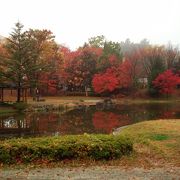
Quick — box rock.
[96,98,115,110]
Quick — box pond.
[0,103,179,138]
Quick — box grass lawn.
[27,96,103,106]
[117,119,180,167]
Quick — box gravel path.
[0,166,180,180]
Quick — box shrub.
[13,102,28,111]
[0,134,133,164]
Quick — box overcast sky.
[0,0,180,50]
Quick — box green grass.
[148,134,169,141]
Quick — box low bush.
[13,102,28,111]
[0,134,133,164]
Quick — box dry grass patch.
[119,119,180,166]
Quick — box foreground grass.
[119,119,180,166]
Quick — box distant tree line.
[0,23,179,101]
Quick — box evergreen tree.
[148,56,165,96]
[5,22,27,102]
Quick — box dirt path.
[1,166,180,180]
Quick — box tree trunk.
[25,89,27,102]
[1,88,4,102]
[17,84,21,102]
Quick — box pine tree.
[5,22,27,102]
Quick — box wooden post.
[85,86,88,97]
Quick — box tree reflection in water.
[0,103,179,138]
[92,111,132,133]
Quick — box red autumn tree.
[153,70,180,96]
[61,46,102,91]
[92,60,133,94]
[92,70,119,93]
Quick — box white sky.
[0,0,180,50]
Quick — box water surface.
[0,103,179,138]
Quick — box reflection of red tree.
[93,112,132,133]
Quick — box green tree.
[2,22,58,101]
[148,58,165,95]
[97,41,123,72]
[79,47,97,91]
[4,22,28,102]
[142,47,166,95]
[88,35,123,72]
[88,35,105,48]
